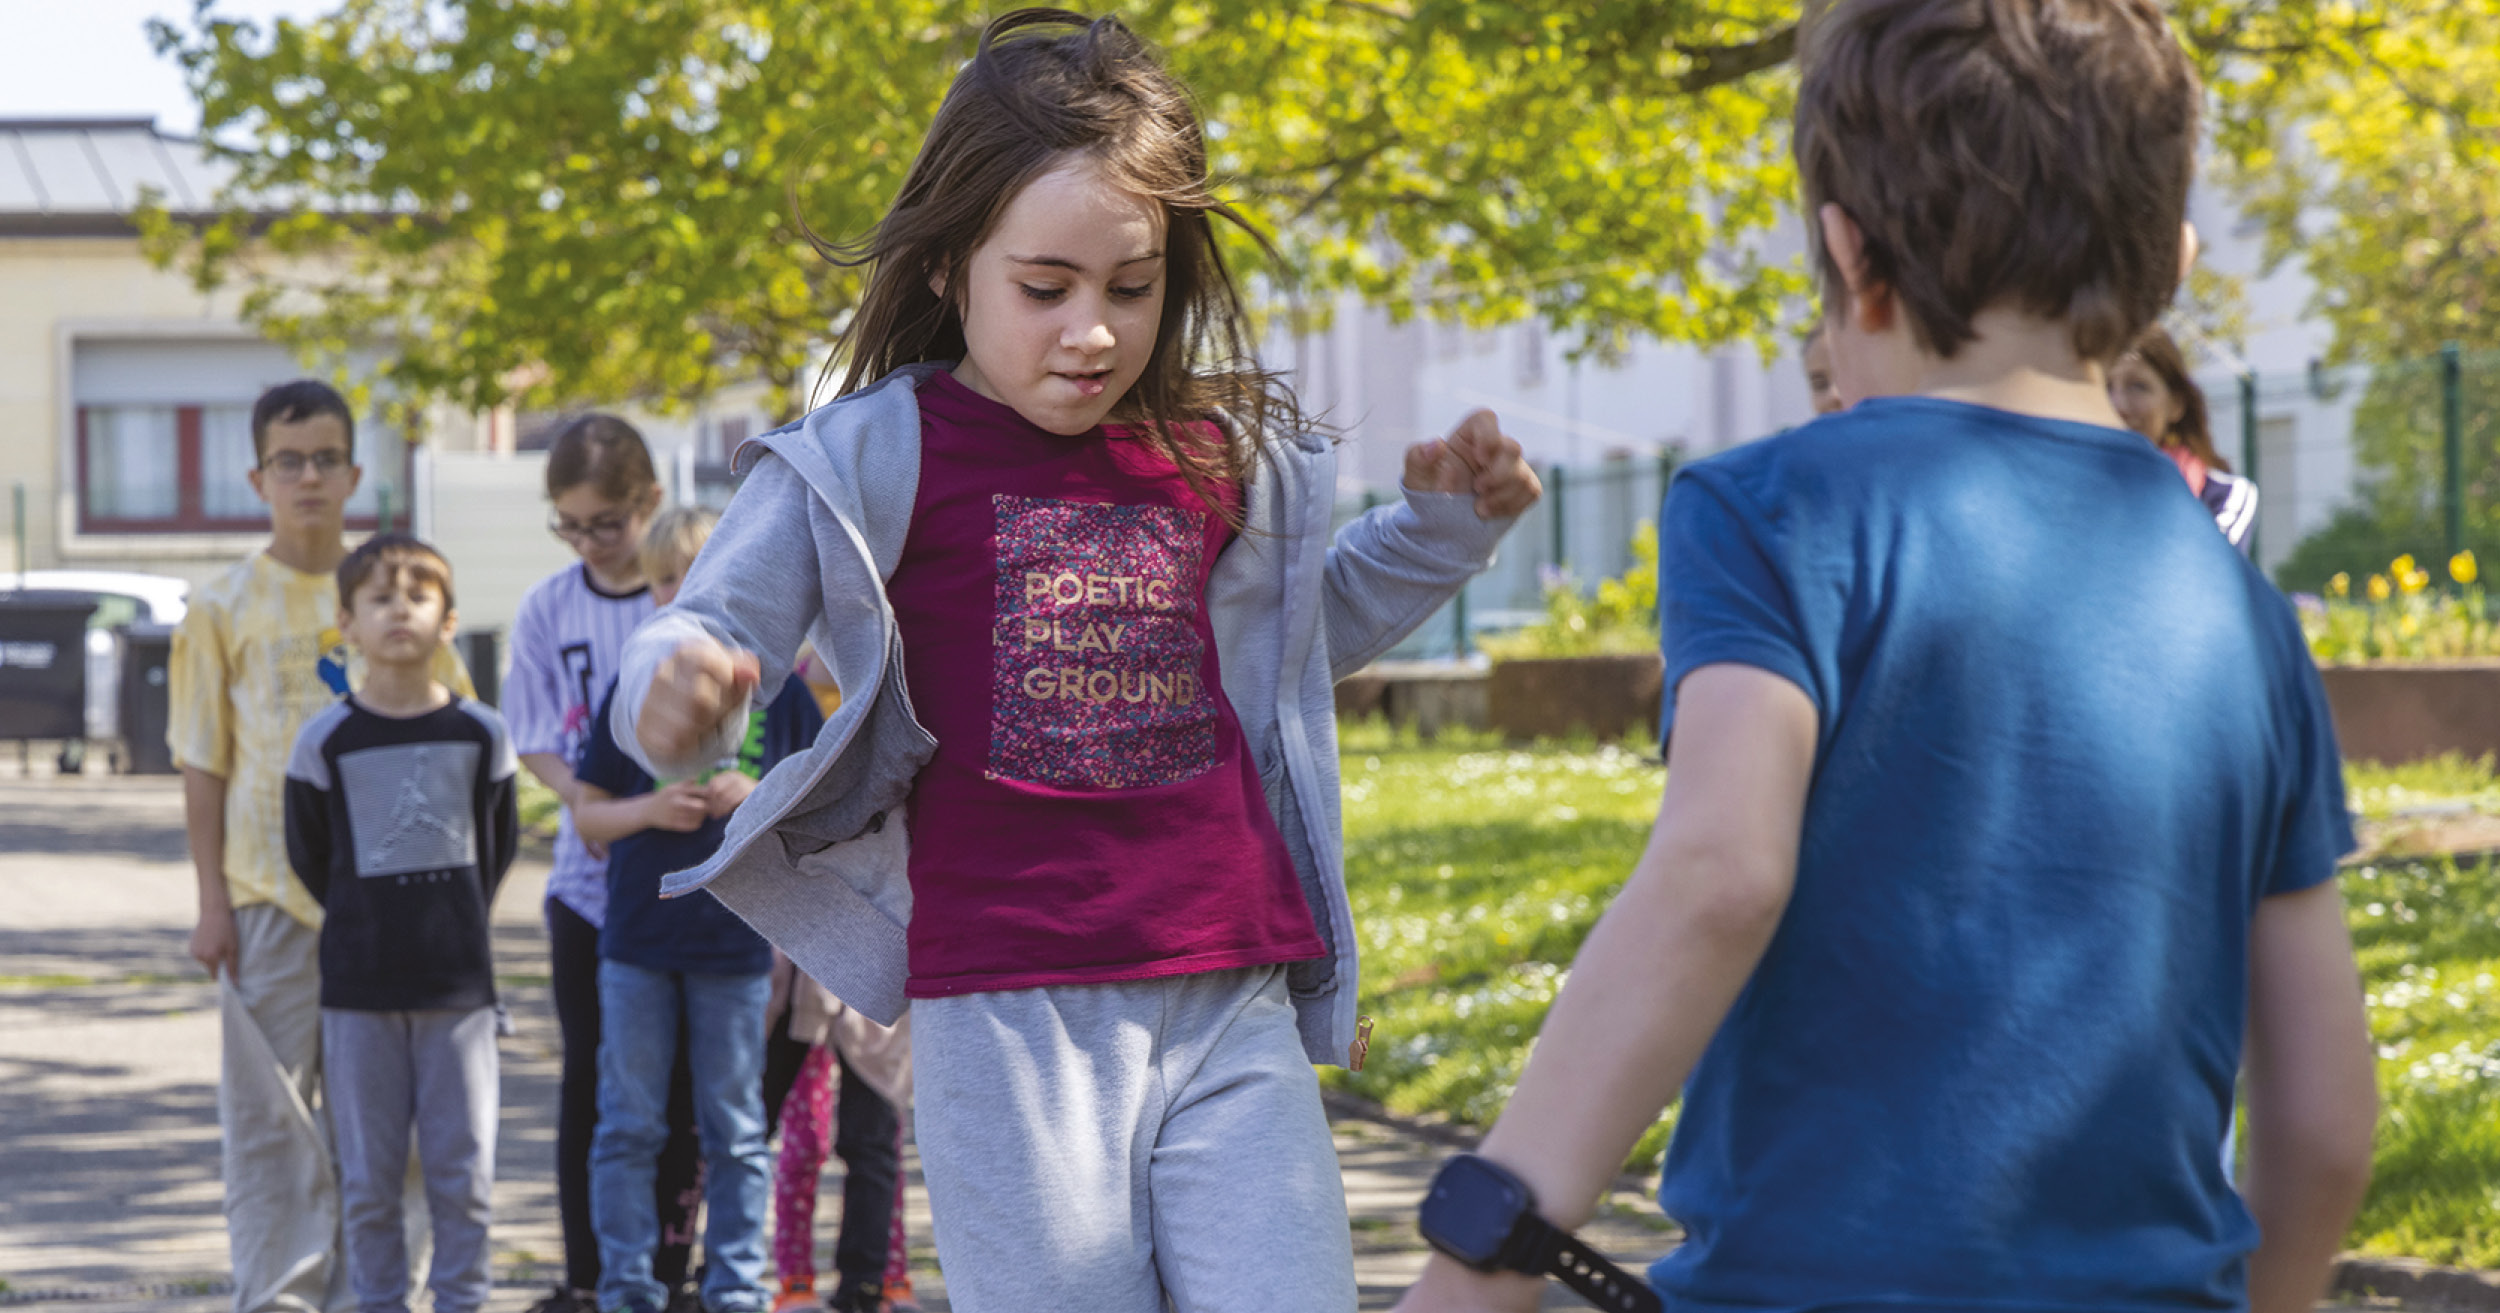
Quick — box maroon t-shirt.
[888,371,1325,999]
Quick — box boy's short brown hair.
[337,533,456,612]
[1795,0,2200,362]
[637,506,718,581]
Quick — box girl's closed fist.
[638,636,758,764]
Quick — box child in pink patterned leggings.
[764,959,916,1313]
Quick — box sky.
[0,0,316,134]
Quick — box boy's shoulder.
[284,698,359,787]
[186,551,283,621]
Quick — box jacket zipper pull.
[1349,1015,1375,1072]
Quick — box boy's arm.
[479,713,521,904]
[1396,663,1816,1312]
[169,600,236,979]
[180,767,236,980]
[282,773,333,910]
[2242,880,2376,1313]
[480,772,518,904]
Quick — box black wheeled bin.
[119,622,177,775]
[0,598,96,746]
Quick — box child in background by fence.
[284,534,517,1313]
[761,959,916,1313]
[171,380,472,1313]
[2111,324,2259,554]
[573,507,826,1313]
[616,11,1536,1308]
[503,416,703,1313]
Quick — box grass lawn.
[1333,725,2500,1267]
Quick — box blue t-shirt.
[1652,397,2352,1312]
[576,674,824,976]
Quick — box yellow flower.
[2393,554,2418,578]
[2401,614,2421,638]
[2329,572,2352,598]
[2401,567,2431,595]
[2369,574,2393,602]
[2454,551,2479,586]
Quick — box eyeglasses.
[549,512,637,546]
[261,449,352,478]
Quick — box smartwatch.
[1416,1153,1664,1313]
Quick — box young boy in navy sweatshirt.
[286,533,518,1313]
[572,507,826,1313]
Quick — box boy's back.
[1654,399,2350,1306]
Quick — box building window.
[76,403,409,534]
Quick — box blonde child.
[502,416,699,1313]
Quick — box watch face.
[1420,1156,1531,1267]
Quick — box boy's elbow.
[1639,839,1794,943]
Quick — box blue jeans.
[590,961,772,1313]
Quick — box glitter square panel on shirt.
[990,494,1218,790]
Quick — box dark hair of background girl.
[809,8,1305,526]
[2123,325,2228,473]
[544,413,662,503]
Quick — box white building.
[1287,180,2365,588]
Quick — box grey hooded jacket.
[613,364,1511,1065]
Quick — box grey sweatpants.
[320,1006,498,1313]
[914,965,1356,1313]
[221,905,432,1313]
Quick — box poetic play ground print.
[989,494,1218,790]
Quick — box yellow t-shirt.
[168,551,474,928]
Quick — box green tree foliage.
[144,0,1808,419]
[143,1,2406,423]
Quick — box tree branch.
[1674,24,1798,95]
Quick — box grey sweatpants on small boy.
[320,1007,498,1313]
[914,965,1357,1313]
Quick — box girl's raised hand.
[639,635,760,766]
[1403,409,1543,519]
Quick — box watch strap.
[1517,1217,1663,1313]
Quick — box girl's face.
[947,155,1169,436]
[2107,353,2182,443]
[550,483,658,580]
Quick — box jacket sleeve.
[1321,489,1514,681]
[615,455,829,778]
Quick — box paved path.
[0,772,1670,1311]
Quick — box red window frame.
[76,404,412,535]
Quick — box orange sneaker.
[771,1286,825,1313]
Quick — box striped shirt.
[504,562,654,925]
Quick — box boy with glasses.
[172,379,473,1312]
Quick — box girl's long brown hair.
[812,9,1304,524]
[2123,324,2229,473]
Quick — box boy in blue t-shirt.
[1399,4,2376,1313]
[573,507,825,1313]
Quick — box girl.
[761,959,916,1313]
[615,11,1540,1310]
[504,415,701,1313]
[2110,324,2259,554]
